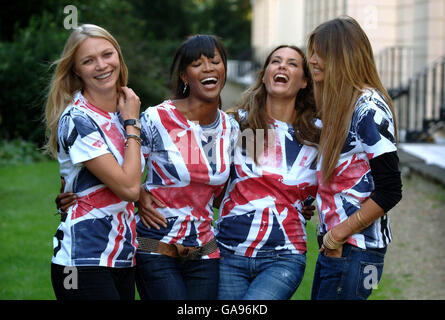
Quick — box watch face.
[125,119,141,129]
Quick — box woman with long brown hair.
[215,44,320,300]
[308,16,402,300]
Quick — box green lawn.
[0,161,393,299]
[0,161,61,299]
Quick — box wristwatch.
[124,118,141,130]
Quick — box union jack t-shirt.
[52,91,144,268]
[215,110,319,257]
[316,88,397,249]
[136,100,239,259]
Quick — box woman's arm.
[323,151,402,257]
[137,186,167,229]
[84,87,142,202]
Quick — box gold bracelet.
[322,229,346,250]
[126,134,142,147]
[356,211,367,228]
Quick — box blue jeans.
[218,247,306,300]
[311,243,387,300]
[135,252,219,300]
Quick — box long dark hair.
[170,34,228,99]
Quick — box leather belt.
[137,237,218,260]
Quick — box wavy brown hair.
[231,45,320,151]
[308,16,397,184]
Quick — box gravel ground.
[383,169,445,299]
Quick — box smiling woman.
[262,47,308,104]
[44,24,144,300]
[133,35,239,300]
[214,45,320,300]
[73,37,121,100]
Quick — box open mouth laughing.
[273,73,289,84]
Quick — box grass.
[0,161,61,299]
[0,161,396,300]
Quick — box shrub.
[0,139,48,166]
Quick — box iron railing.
[389,55,445,142]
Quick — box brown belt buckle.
[174,243,200,261]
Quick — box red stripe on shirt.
[107,211,125,267]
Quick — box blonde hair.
[43,24,128,158]
[307,16,397,184]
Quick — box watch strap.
[124,118,141,130]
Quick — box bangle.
[322,229,346,250]
[126,134,141,147]
[356,211,368,228]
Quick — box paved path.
[383,170,445,299]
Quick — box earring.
[183,83,188,94]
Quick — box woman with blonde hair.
[45,24,144,300]
[308,16,402,300]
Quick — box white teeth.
[201,77,218,84]
[274,74,288,82]
[96,72,112,79]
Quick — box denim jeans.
[311,243,387,300]
[51,263,135,300]
[135,252,219,300]
[218,247,306,300]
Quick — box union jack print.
[215,112,319,257]
[136,100,239,259]
[316,89,397,249]
[52,91,144,268]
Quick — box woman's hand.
[301,205,315,220]
[117,86,141,121]
[55,178,77,213]
[55,192,78,213]
[319,226,345,258]
[320,245,343,258]
[138,186,167,230]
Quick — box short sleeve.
[140,111,153,159]
[355,96,397,160]
[58,111,110,165]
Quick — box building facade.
[252,0,445,85]
[250,0,445,141]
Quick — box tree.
[0,0,252,146]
